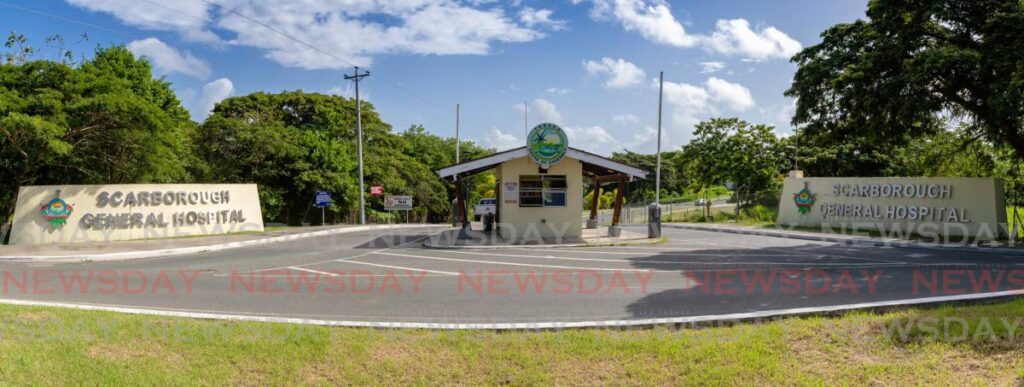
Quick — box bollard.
[648,203,662,238]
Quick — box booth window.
[519,175,566,207]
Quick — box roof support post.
[589,179,601,221]
[454,175,468,227]
[611,173,625,226]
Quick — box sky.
[3,0,868,155]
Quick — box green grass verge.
[2,300,1023,384]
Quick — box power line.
[0,1,138,39]
[6,0,515,140]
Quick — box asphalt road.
[2,225,1022,327]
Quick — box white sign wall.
[776,177,1006,239]
[10,184,264,245]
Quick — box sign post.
[315,191,331,225]
[385,195,413,224]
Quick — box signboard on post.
[315,190,331,225]
[370,186,383,196]
[384,195,413,210]
[315,191,331,207]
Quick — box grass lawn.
[2,300,1023,385]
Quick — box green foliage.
[681,118,786,208]
[609,150,686,204]
[787,0,1024,164]
[0,44,195,224]
[197,94,493,225]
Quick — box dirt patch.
[16,311,57,322]
[85,340,185,365]
[86,343,150,362]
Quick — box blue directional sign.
[315,191,331,207]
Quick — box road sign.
[384,195,413,210]
[370,186,383,196]
[315,191,331,207]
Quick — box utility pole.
[345,66,370,225]
[656,71,664,205]
[523,100,528,137]
[456,104,461,163]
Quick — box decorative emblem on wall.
[40,190,74,227]
[793,181,815,215]
[527,123,568,168]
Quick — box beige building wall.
[496,156,583,241]
[776,177,1006,239]
[11,184,264,245]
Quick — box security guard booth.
[436,123,646,241]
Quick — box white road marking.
[685,238,912,264]
[239,231,443,274]
[375,251,658,272]
[437,249,908,267]
[333,258,460,276]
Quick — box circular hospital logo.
[527,123,568,168]
[793,181,815,215]
[40,190,74,227]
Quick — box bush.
[740,205,777,222]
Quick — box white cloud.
[519,7,567,30]
[127,37,211,79]
[481,128,521,151]
[66,0,547,69]
[516,98,563,125]
[705,77,754,111]
[624,126,658,152]
[612,113,640,124]
[564,125,618,153]
[591,0,696,47]
[659,76,755,144]
[196,78,234,120]
[67,0,221,44]
[579,1,801,59]
[699,61,726,74]
[704,19,802,60]
[546,87,571,95]
[583,57,646,89]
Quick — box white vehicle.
[694,198,708,206]
[473,198,496,221]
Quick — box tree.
[787,0,1024,165]
[197,92,359,224]
[400,124,491,221]
[0,44,195,227]
[610,150,687,204]
[681,118,786,208]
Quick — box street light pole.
[456,103,461,163]
[345,66,370,225]
[656,71,664,205]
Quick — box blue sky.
[4,0,867,155]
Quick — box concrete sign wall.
[10,184,264,245]
[776,177,1006,239]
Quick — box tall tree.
[787,0,1024,164]
[197,92,360,224]
[682,118,786,207]
[0,43,194,226]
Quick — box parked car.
[694,198,708,206]
[473,198,496,221]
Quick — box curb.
[0,224,445,262]
[421,236,662,250]
[664,223,1024,256]
[1,290,1020,330]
